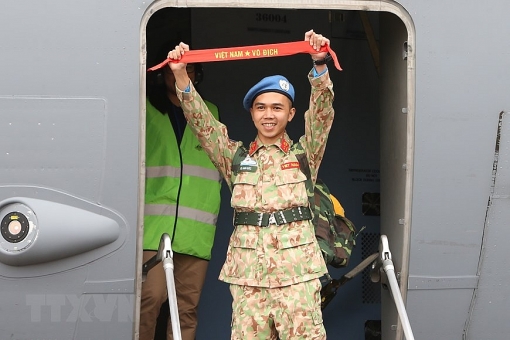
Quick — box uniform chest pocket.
[233,171,259,185]
[231,172,260,209]
[274,168,307,186]
[274,168,308,207]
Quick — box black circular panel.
[1,212,29,243]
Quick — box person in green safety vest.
[140,40,222,340]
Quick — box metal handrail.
[371,235,415,340]
[142,233,182,340]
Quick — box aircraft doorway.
[141,4,414,340]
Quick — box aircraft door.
[379,12,413,340]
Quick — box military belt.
[233,206,312,227]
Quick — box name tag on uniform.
[239,156,258,173]
[281,161,300,170]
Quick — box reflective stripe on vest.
[146,164,222,182]
[144,203,218,226]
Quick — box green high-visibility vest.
[144,99,221,260]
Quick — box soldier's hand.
[167,42,189,73]
[304,29,330,60]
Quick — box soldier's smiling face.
[250,92,296,145]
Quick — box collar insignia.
[280,137,290,153]
[249,140,258,155]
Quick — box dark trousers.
[139,251,209,340]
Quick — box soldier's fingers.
[319,37,330,47]
[167,45,184,60]
[178,42,190,52]
[311,34,324,51]
[304,29,314,41]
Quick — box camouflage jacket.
[177,69,335,287]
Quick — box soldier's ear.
[287,107,296,122]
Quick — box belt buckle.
[257,212,264,227]
[278,210,287,224]
[268,212,277,225]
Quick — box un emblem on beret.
[279,79,290,92]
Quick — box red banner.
[147,41,341,71]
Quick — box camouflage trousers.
[229,279,326,340]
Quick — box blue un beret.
[243,75,295,112]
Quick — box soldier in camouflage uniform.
[167,29,335,339]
